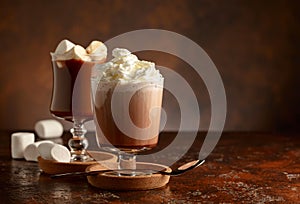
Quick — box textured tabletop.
[0,131,299,203]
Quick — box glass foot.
[103,170,154,177]
[71,154,93,162]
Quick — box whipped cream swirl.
[99,48,163,83]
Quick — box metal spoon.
[51,159,205,178]
[161,159,205,176]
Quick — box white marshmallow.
[52,39,107,62]
[63,45,89,61]
[24,140,54,162]
[37,142,55,160]
[50,144,71,162]
[11,132,35,159]
[54,39,75,55]
[35,119,63,139]
[86,40,107,61]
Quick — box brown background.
[0,0,299,132]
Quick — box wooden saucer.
[86,162,171,190]
[38,151,117,175]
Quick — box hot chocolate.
[94,48,164,151]
[50,39,107,161]
[50,59,98,122]
[95,81,163,150]
[50,39,107,123]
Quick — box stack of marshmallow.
[11,119,71,162]
[52,39,107,62]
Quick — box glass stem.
[118,152,136,175]
[69,121,89,161]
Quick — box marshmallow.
[37,142,55,160]
[11,132,35,159]
[35,119,63,139]
[64,45,89,61]
[37,142,71,162]
[86,40,107,61]
[54,39,75,55]
[24,140,54,162]
[50,144,71,162]
[52,39,107,62]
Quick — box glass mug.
[92,71,164,174]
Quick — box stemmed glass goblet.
[92,76,164,174]
[50,53,105,161]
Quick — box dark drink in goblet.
[50,59,95,122]
[50,40,106,161]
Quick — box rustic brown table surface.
[0,131,299,203]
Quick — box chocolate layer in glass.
[95,81,163,150]
[50,59,102,122]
